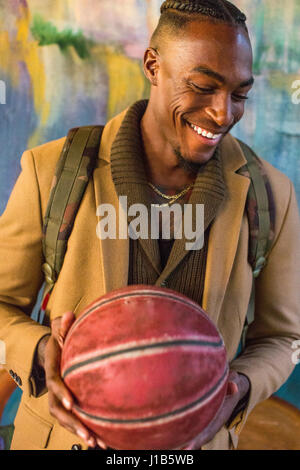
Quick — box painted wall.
[0,0,299,419]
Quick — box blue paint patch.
[275,365,300,410]
[232,75,300,206]
[0,387,22,427]
[0,68,38,215]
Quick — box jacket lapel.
[202,135,250,324]
[94,111,250,325]
[93,110,130,294]
[50,113,130,320]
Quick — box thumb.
[226,370,239,396]
[226,380,239,396]
[58,311,75,348]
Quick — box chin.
[178,119,225,165]
[174,147,215,173]
[191,148,216,163]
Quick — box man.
[0,0,299,450]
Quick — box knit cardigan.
[110,100,227,306]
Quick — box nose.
[205,93,234,129]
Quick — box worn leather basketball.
[61,285,229,450]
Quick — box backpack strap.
[237,139,276,349]
[38,125,104,323]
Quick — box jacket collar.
[108,101,230,280]
[94,104,250,323]
[98,104,248,174]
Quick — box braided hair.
[151,0,248,48]
[160,0,246,25]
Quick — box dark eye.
[232,94,249,102]
[191,83,214,94]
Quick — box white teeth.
[190,123,221,140]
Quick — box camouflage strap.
[237,140,276,349]
[39,125,104,321]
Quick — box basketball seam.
[65,290,210,340]
[62,338,224,379]
[72,366,229,426]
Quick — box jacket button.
[9,370,17,380]
[71,444,82,450]
[16,376,22,387]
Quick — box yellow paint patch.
[101,46,149,119]
[16,8,50,143]
[268,70,300,93]
[0,3,50,147]
[0,31,20,87]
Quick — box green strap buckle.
[253,256,266,278]
[42,262,56,286]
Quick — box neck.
[140,102,197,190]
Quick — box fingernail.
[88,437,96,448]
[97,438,107,449]
[62,398,72,410]
[77,429,88,441]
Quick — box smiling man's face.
[146,20,254,166]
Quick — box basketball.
[60,285,229,450]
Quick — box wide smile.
[186,121,223,146]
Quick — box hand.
[42,311,107,450]
[182,370,250,450]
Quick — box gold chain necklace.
[147,182,193,205]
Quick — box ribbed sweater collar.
[110,100,228,275]
[111,99,227,207]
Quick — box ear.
[143,47,160,86]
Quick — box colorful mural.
[233,0,300,204]
[0,0,299,209]
[0,0,299,435]
[0,0,156,210]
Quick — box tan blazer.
[0,109,299,450]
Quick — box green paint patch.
[251,1,300,75]
[30,15,93,59]
[0,424,14,450]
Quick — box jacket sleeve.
[229,179,300,435]
[0,150,51,399]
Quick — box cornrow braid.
[150,0,248,52]
[160,0,247,26]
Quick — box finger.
[228,370,239,383]
[96,437,108,450]
[47,371,74,411]
[58,311,76,347]
[226,370,239,396]
[46,373,74,411]
[226,380,239,396]
[45,337,74,410]
[48,375,74,411]
[48,392,96,448]
[51,317,62,342]
[181,440,196,450]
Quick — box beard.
[173,147,207,175]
